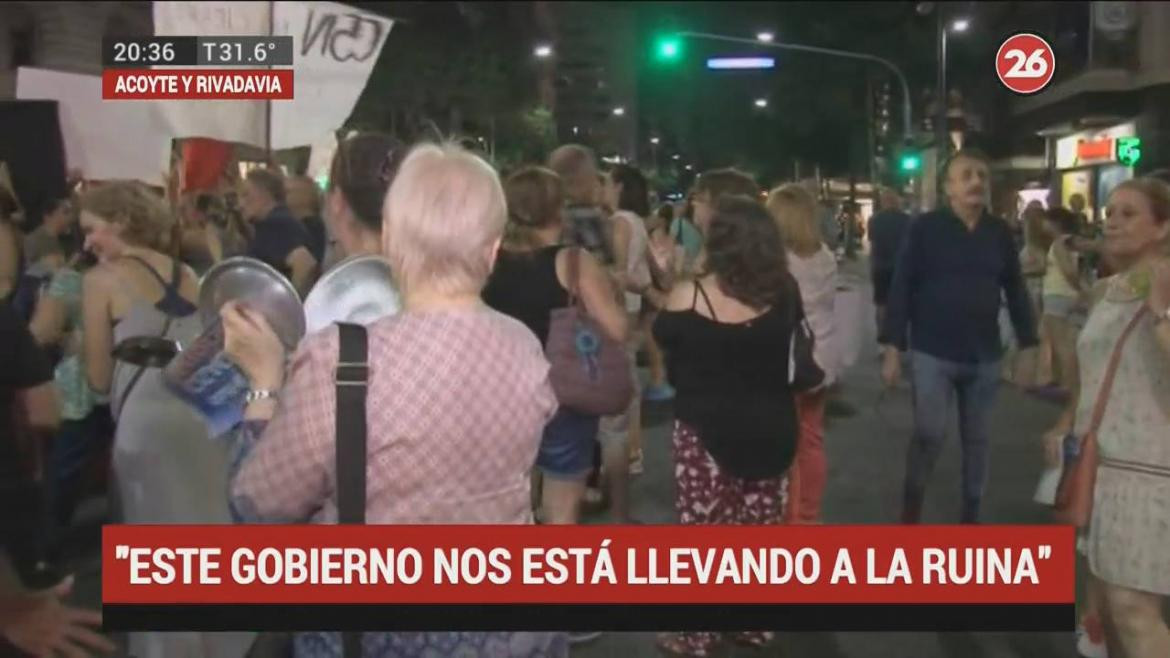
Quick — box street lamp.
[756,31,774,43]
[612,106,626,117]
[534,43,553,58]
[672,154,681,161]
[754,98,768,108]
[936,15,971,158]
[685,164,694,171]
[650,137,660,145]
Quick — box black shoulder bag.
[336,322,370,658]
[246,322,369,658]
[788,291,825,393]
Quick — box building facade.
[1009,0,1170,219]
[547,1,637,161]
[0,1,152,98]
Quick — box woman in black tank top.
[482,166,628,526]
[652,193,801,656]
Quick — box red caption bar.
[101,68,294,100]
[102,525,1075,605]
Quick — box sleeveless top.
[110,255,199,416]
[1043,237,1079,299]
[653,278,800,480]
[482,245,569,346]
[1074,280,1170,471]
[613,210,651,313]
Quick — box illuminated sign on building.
[1076,138,1115,163]
[1116,137,1142,166]
[1055,123,1137,169]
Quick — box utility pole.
[935,9,949,162]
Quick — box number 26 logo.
[996,33,1055,95]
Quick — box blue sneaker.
[643,384,676,401]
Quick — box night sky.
[352,1,1084,185]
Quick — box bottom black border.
[105,604,1073,633]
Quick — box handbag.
[112,314,175,423]
[544,247,634,416]
[1054,306,1147,527]
[246,322,369,658]
[787,290,825,393]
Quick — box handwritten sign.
[270,1,392,149]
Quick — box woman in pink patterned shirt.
[220,143,565,657]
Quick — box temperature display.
[103,36,293,67]
[198,37,293,66]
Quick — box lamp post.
[936,17,970,160]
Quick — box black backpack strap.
[334,322,368,658]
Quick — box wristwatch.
[245,389,278,404]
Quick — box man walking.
[880,149,1038,524]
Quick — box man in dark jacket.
[880,149,1038,524]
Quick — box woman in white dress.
[1045,178,1170,658]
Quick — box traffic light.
[899,152,921,173]
[654,36,683,62]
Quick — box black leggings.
[586,441,602,488]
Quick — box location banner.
[103,525,1075,632]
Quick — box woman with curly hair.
[79,181,252,657]
[653,192,802,657]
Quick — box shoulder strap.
[565,246,583,307]
[335,322,369,524]
[169,256,183,288]
[122,255,169,289]
[1086,307,1148,436]
[694,281,717,321]
[334,322,368,658]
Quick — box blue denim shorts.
[536,408,599,480]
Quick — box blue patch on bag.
[574,323,601,381]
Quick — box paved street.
[572,258,1078,657]
[62,258,1082,657]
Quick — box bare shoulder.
[664,278,696,312]
[84,262,120,291]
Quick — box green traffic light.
[899,154,921,172]
[655,37,682,61]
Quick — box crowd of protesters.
[0,138,1167,658]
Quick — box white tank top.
[614,210,651,313]
[1043,237,1079,299]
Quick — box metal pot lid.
[199,256,305,348]
[303,254,400,336]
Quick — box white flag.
[151,0,391,150]
[152,1,270,146]
[16,68,172,185]
[270,1,392,149]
